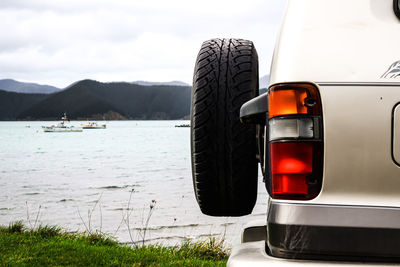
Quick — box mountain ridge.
[259,74,270,89]
[16,79,191,120]
[131,80,190,87]
[0,79,61,94]
[0,90,48,120]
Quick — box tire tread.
[190,38,259,216]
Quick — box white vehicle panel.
[270,0,400,85]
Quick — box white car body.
[228,0,400,265]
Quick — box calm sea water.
[0,121,268,246]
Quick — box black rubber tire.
[190,38,259,216]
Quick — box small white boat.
[42,113,82,133]
[81,121,106,129]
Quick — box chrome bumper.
[267,202,400,261]
[228,201,400,265]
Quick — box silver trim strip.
[268,202,400,229]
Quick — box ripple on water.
[59,199,74,202]
[116,175,130,178]
[92,184,139,190]
[127,223,211,231]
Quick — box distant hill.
[133,77,268,88]
[17,80,191,120]
[259,75,270,89]
[0,90,48,120]
[131,81,190,87]
[0,79,60,94]
[0,76,270,121]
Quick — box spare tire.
[190,38,259,216]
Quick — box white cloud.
[0,0,287,87]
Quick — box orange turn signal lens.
[268,83,322,119]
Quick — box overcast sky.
[0,0,287,88]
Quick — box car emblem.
[381,60,400,78]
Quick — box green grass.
[0,222,228,266]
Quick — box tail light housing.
[267,83,323,200]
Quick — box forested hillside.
[0,90,48,120]
[16,80,191,120]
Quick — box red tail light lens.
[270,142,323,199]
[268,83,323,200]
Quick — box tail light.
[267,83,323,200]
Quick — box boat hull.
[42,127,82,132]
